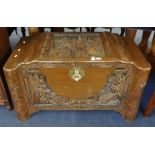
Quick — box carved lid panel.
[39,33,107,61]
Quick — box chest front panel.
[20,62,132,108]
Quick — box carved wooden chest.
[4,32,151,120]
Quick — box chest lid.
[4,32,150,70]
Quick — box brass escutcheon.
[69,67,85,81]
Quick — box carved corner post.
[3,38,32,120]
[125,28,137,41]
[143,91,155,117]
[119,37,151,120]
[28,27,40,37]
[121,68,150,120]
[3,68,30,120]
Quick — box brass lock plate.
[69,67,85,81]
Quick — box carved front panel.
[21,62,132,107]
